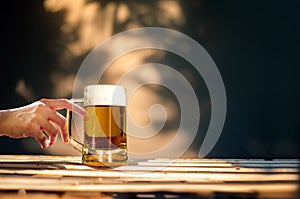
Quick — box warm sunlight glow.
[116,3,130,24]
[42,0,189,157]
[158,1,185,26]
[45,0,114,57]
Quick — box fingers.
[24,103,63,147]
[32,116,59,148]
[9,99,83,148]
[40,98,87,144]
[24,123,49,149]
[48,111,69,143]
[30,98,86,147]
[34,132,50,149]
[39,119,59,146]
[40,98,86,116]
[38,104,69,144]
[26,120,53,149]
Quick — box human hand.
[0,98,86,148]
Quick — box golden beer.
[67,85,128,167]
[82,105,127,167]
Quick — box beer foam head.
[84,84,126,106]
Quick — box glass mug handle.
[66,98,84,152]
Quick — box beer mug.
[67,84,127,167]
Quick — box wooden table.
[0,155,299,198]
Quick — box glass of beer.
[67,84,127,167]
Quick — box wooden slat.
[149,158,300,164]
[0,164,298,174]
[1,161,299,173]
[0,171,298,182]
[138,161,299,168]
[0,155,298,198]
[0,182,298,196]
[0,155,81,163]
[0,193,113,199]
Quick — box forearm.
[0,109,15,137]
[0,99,85,148]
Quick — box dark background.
[0,0,299,158]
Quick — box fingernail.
[65,136,69,143]
[41,140,50,149]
